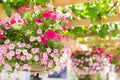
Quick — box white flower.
[60,57,66,63]
[3,0,7,2]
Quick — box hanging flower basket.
[71,47,111,76]
[0,3,71,73]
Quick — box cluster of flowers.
[0,41,69,72]
[0,3,71,72]
[71,47,111,75]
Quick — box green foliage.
[36,0,51,5]
[1,0,51,16]
[70,0,115,22]
[68,23,120,39]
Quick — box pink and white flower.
[34,55,39,61]
[37,29,42,34]
[9,43,15,50]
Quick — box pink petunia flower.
[45,30,57,39]
[41,59,47,65]
[9,43,15,50]
[23,64,29,70]
[31,48,39,54]
[34,55,39,61]
[0,29,4,35]
[0,53,3,60]
[42,12,51,18]
[30,36,35,42]
[40,36,48,45]
[50,53,56,58]
[16,49,21,55]
[55,34,62,41]
[34,18,43,24]
[21,43,25,47]
[37,29,42,34]
[20,56,26,61]
[9,50,15,56]
[53,49,58,53]
[50,12,60,20]
[4,64,12,71]
[17,18,24,24]
[62,26,67,31]
[0,18,8,25]
[16,55,21,59]
[46,3,54,8]
[96,48,104,55]
[48,60,53,68]
[46,47,52,53]
[26,54,32,60]
[18,5,30,13]
[0,34,3,40]
[33,5,42,10]
[17,42,24,48]
[26,44,31,49]
[6,54,12,60]
[106,53,113,62]
[15,63,20,69]
[9,19,16,25]
[5,24,11,30]
[22,50,28,55]
[4,39,10,44]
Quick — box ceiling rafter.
[70,14,120,26]
[52,0,96,7]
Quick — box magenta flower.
[42,11,52,18]
[96,48,104,55]
[0,34,3,40]
[55,34,62,41]
[9,19,16,25]
[115,55,120,60]
[40,36,48,45]
[62,26,67,31]
[18,5,30,13]
[90,52,95,55]
[45,30,57,39]
[106,53,113,62]
[50,13,58,20]
[34,18,43,24]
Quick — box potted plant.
[0,3,71,73]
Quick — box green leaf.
[5,4,11,17]
[36,0,50,5]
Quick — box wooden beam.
[83,39,120,44]
[52,0,96,7]
[70,14,120,26]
